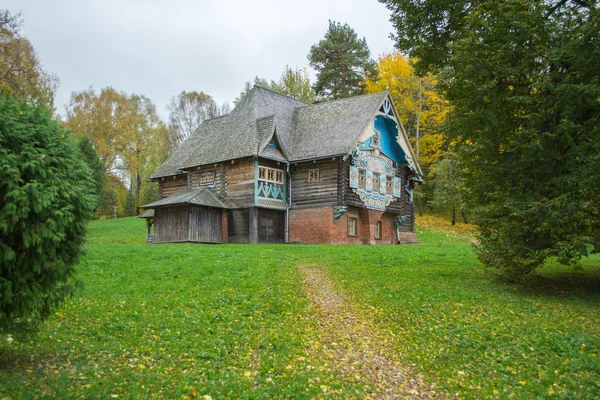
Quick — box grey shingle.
[288,92,388,161]
[142,187,237,209]
[151,87,391,178]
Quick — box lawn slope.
[1,217,598,399]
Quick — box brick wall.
[221,210,228,243]
[289,206,399,245]
[289,207,333,244]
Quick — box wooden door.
[259,215,276,243]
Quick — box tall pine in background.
[308,21,378,100]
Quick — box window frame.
[348,216,358,237]
[358,169,365,189]
[371,133,380,148]
[386,176,393,194]
[308,168,320,183]
[258,165,284,184]
[373,172,380,193]
[375,221,382,239]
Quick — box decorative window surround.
[259,166,284,184]
[308,168,320,183]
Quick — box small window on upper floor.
[373,172,380,191]
[308,168,320,183]
[358,169,365,189]
[371,133,380,148]
[267,138,277,148]
[258,166,284,184]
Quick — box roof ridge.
[204,113,229,122]
[299,91,388,109]
[252,85,311,105]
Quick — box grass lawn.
[1,217,599,399]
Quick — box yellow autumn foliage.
[365,52,450,173]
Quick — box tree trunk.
[461,210,468,224]
[135,172,141,215]
[452,205,456,225]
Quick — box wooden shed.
[141,187,235,244]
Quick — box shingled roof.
[151,87,394,179]
[288,92,388,161]
[151,87,306,179]
[142,187,237,209]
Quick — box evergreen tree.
[78,136,105,214]
[308,20,378,100]
[0,93,95,333]
[382,0,600,279]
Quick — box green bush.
[0,93,95,333]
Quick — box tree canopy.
[64,87,170,217]
[167,91,230,145]
[308,20,378,100]
[234,66,316,105]
[0,10,58,111]
[381,0,600,278]
[0,92,95,333]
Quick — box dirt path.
[297,265,442,399]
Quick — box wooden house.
[141,86,422,244]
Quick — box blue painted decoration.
[349,166,359,188]
[392,177,401,198]
[374,115,407,165]
[365,170,373,192]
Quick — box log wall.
[290,159,339,209]
[187,163,225,194]
[159,174,188,198]
[227,158,255,207]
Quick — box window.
[258,166,284,184]
[371,133,380,148]
[375,221,382,239]
[358,169,365,189]
[373,172,380,192]
[308,168,320,183]
[198,170,215,185]
[348,217,357,236]
[386,176,392,194]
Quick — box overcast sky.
[3,0,397,120]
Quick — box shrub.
[0,93,95,333]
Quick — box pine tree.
[0,93,95,333]
[308,20,378,100]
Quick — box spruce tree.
[308,20,378,100]
[0,93,95,333]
